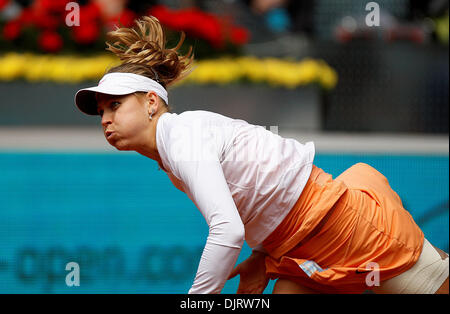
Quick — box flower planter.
[0,81,323,131]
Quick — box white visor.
[74,72,168,115]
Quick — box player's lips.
[105,131,115,139]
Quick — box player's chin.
[109,138,132,151]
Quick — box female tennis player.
[74,16,449,294]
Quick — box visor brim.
[74,85,137,116]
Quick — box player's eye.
[98,101,119,116]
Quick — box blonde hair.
[105,16,194,111]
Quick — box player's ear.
[148,91,159,102]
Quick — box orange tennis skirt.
[262,163,424,294]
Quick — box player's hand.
[227,251,270,294]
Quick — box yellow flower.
[0,53,27,80]
[319,65,338,89]
[0,53,338,89]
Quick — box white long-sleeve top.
[155,110,315,293]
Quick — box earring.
[149,108,155,121]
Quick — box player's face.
[96,93,149,151]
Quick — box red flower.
[34,11,61,30]
[192,11,223,47]
[149,6,178,29]
[38,30,63,53]
[31,0,70,30]
[79,2,102,23]
[34,0,70,13]
[17,8,35,27]
[106,9,137,31]
[72,22,100,44]
[230,27,250,45]
[70,3,101,45]
[0,0,10,11]
[149,5,226,48]
[2,20,21,40]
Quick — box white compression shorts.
[373,238,449,294]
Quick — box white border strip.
[0,127,448,155]
[282,130,449,155]
[0,127,114,153]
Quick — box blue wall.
[0,152,448,293]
